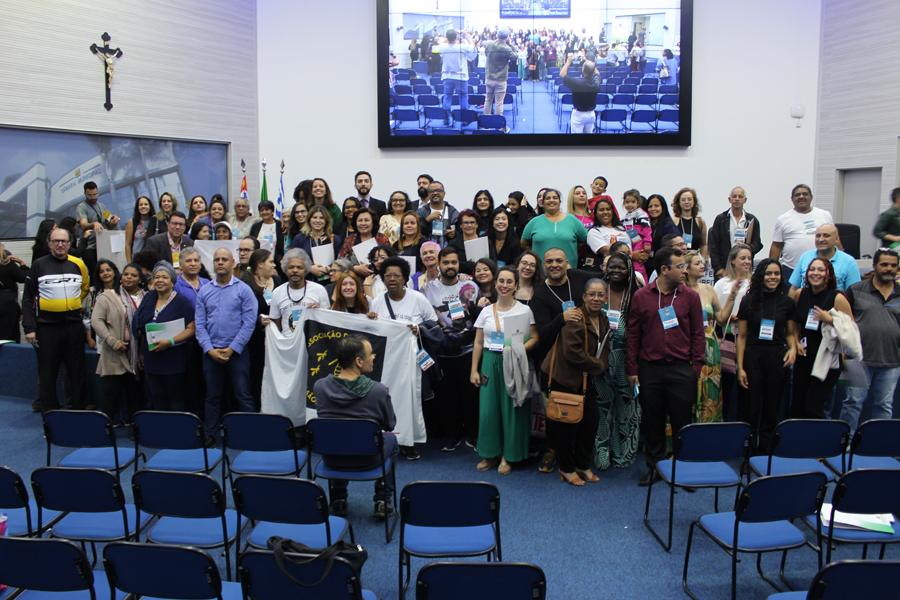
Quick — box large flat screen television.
[377,0,692,148]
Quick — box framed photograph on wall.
[0,126,228,239]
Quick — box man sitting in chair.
[313,335,398,519]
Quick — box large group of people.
[396,25,681,134]
[3,173,899,511]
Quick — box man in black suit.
[143,211,193,269]
[354,171,387,221]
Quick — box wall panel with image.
[378,0,691,147]
[0,127,228,239]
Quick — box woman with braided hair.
[593,251,643,470]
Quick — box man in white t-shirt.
[769,184,833,284]
[269,248,330,332]
[370,257,437,328]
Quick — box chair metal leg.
[879,544,887,560]
[778,550,794,591]
[399,549,412,600]
[714,488,720,512]
[643,477,675,552]
[89,542,98,568]
[731,548,738,600]
[862,544,869,559]
[682,521,700,600]
[754,552,783,592]
[234,515,242,584]
[398,548,404,600]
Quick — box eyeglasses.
[50,240,70,245]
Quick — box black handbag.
[268,536,368,587]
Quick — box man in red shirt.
[625,247,705,485]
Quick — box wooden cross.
[89,32,123,111]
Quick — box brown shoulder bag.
[545,319,588,424]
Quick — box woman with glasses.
[542,278,611,486]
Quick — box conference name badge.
[734,228,747,242]
[683,233,693,246]
[416,348,435,371]
[486,330,504,352]
[627,228,640,241]
[804,309,819,331]
[759,318,775,341]
[432,219,444,237]
[561,300,575,312]
[290,307,304,330]
[448,299,465,320]
[658,305,679,330]
[606,309,621,331]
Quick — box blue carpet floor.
[1,394,896,599]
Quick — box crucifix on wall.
[89,32,123,111]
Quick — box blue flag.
[275,167,285,219]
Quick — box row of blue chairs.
[2,463,510,599]
[43,409,307,485]
[6,535,897,600]
[394,78,525,96]
[557,93,679,120]
[0,536,548,599]
[391,91,519,112]
[646,419,900,553]
[682,469,900,600]
[592,109,680,134]
[392,105,515,132]
[639,419,900,599]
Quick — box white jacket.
[811,309,862,381]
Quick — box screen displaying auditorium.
[378,0,691,147]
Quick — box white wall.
[814,0,900,219]
[258,0,821,249]
[0,0,259,211]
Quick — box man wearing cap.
[483,31,515,117]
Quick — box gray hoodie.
[313,375,396,432]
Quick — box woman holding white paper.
[291,206,342,285]
[132,261,196,412]
[469,266,538,475]
[448,209,484,268]
[337,208,390,278]
[378,191,411,245]
[393,211,424,269]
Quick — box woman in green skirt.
[470,266,539,475]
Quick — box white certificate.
[503,312,531,345]
[464,236,490,262]
[400,255,417,274]
[310,243,335,267]
[145,318,186,350]
[194,240,240,276]
[352,237,379,264]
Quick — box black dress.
[0,260,28,342]
[793,287,841,418]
